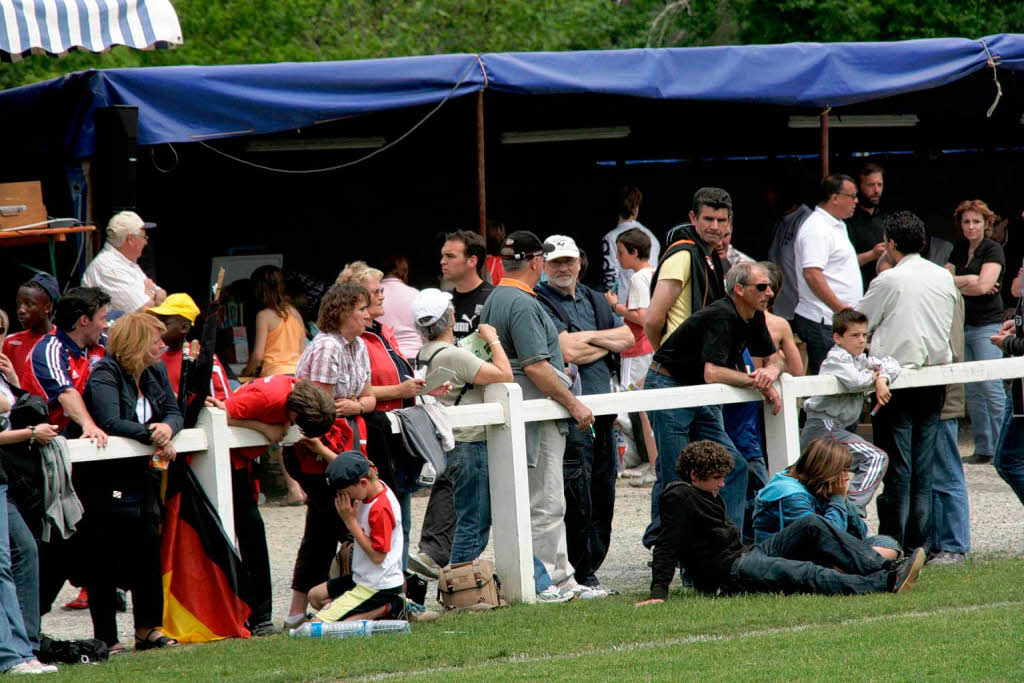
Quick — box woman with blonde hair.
[242,265,306,378]
[80,313,182,652]
[753,439,899,559]
[945,199,1005,464]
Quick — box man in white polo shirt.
[82,211,166,314]
[792,174,863,375]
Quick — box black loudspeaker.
[91,105,138,231]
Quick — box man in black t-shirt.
[441,230,495,341]
[643,262,783,548]
[411,229,496,578]
[846,163,887,289]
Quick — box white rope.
[979,38,1003,118]
[197,61,480,175]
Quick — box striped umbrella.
[0,0,182,62]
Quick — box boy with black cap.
[3,273,59,387]
[305,452,405,623]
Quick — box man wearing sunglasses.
[642,262,783,549]
[793,175,863,375]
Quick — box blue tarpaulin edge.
[2,35,1022,159]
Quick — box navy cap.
[28,273,60,303]
[325,451,371,490]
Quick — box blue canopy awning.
[2,34,1023,159]
[0,0,182,61]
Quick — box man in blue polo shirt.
[22,287,110,445]
[536,235,633,596]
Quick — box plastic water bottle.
[288,620,411,639]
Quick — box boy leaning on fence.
[800,308,898,516]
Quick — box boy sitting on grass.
[306,452,406,623]
[801,308,900,515]
[637,440,924,605]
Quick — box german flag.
[160,459,251,642]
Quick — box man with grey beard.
[536,235,634,596]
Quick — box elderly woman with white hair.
[412,289,513,565]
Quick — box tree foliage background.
[2,0,1022,90]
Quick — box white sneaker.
[577,586,609,599]
[6,660,44,675]
[408,552,441,579]
[536,586,572,603]
[621,464,650,479]
[29,662,57,674]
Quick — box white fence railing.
[63,355,1024,607]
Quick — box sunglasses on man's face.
[742,282,771,292]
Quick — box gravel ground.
[40,425,1023,644]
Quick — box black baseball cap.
[325,451,371,490]
[499,230,555,261]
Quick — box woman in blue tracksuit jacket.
[753,438,900,559]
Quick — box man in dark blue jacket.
[536,235,633,596]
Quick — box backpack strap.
[418,344,473,405]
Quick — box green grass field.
[55,558,1024,681]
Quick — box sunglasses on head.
[743,282,771,292]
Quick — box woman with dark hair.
[945,199,1006,465]
[753,439,899,559]
[285,283,375,629]
[484,220,506,285]
[242,265,307,378]
[81,312,182,652]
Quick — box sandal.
[135,628,179,651]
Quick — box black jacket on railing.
[82,357,183,444]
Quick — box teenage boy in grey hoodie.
[801,308,900,515]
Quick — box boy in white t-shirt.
[307,452,406,623]
[604,227,659,478]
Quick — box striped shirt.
[295,332,370,399]
[82,243,152,313]
[22,328,105,429]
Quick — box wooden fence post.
[762,375,802,474]
[484,382,535,603]
[191,407,236,546]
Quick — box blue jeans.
[643,370,749,549]
[792,314,835,376]
[931,418,971,554]
[399,492,411,573]
[964,323,1005,456]
[6,502,38,650]
[534,556,554,592]
[744,457,770,544]
[733,515,891,595]
[995,392,1024,505]
[872,385,944,552]
[0,486,34,673]
[448,441,491,564]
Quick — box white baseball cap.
[107,211,156,241]
[543,234,581,261]
[411,288,453,326]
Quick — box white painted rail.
[60,356,1024,608]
